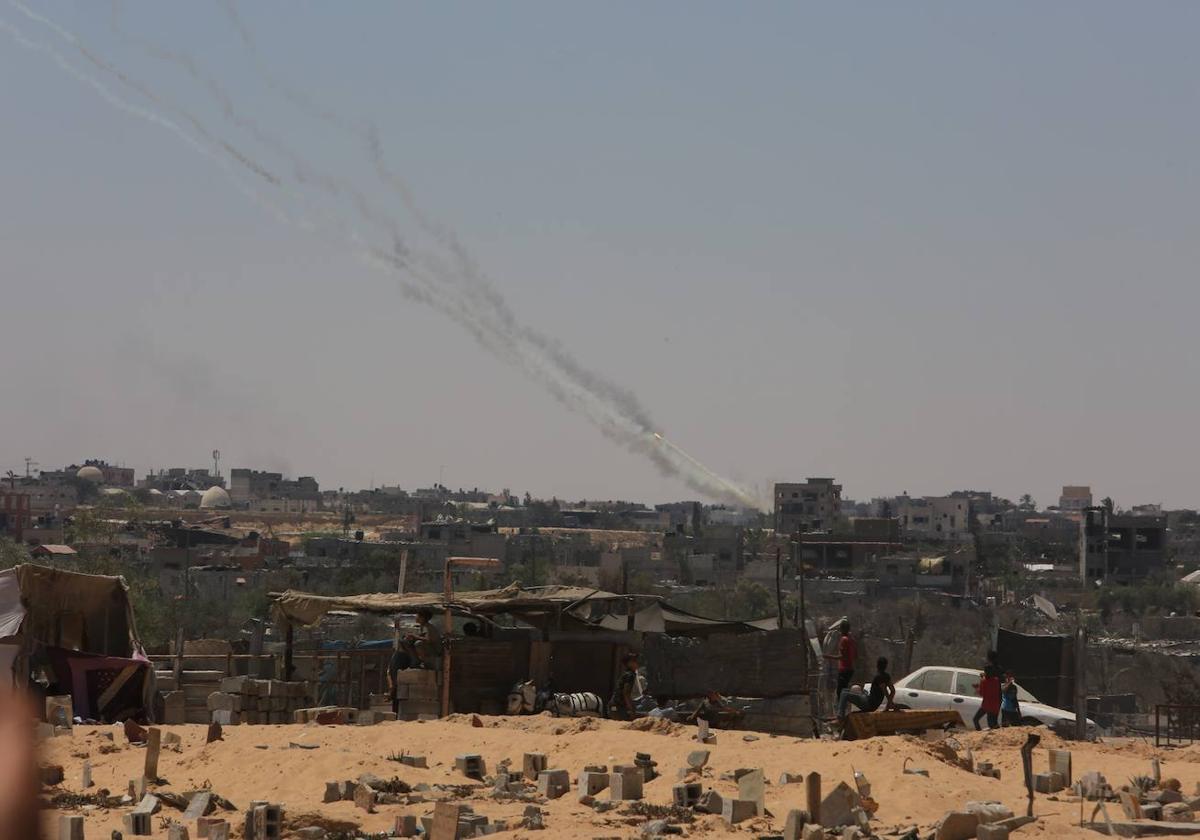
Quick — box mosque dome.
[199,486,232,509]
[76,465,104,483]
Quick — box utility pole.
[1074,610,1088,740]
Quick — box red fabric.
[838,635,857,672]
[978,675,1002,713]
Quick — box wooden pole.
[441,558,454,718]
[806,771,821,825]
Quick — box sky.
[2,2,1199,510]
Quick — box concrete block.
[197,817,225,837]
[802,825,825,840]
[206,693,242,712]
[976,825,1009,840]
[783,809,808,840]
[133,794,161,815]
[206,820,230,840]
[183,791,213,821]
[354,784,376,813]
[523,753,547,781]
[1047,749,1072,786]
[610,768,643,801]
[537,769,570,799]
[394,814,419,837]
[168,825,190,840]
[455,754,486,779]
[1034,773,1065,794]
[935,812,979,840]
[123,812,153,836]
[738,768,765,816]
[819,781,861,828]
[579,771,609,797]
[780,772,805,784]
[399,754,428,769]
[696,789,723,814]
[323,781,342,803]
[721,798,757,825]
[58,815,85,840]
[220,676,249,693]
[46,695,74,729]
[673,782,702,807]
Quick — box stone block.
[206,693,242,712]
[456,754,486,779]
[1163,803,1196,823]
[399,754,428,769]
[206,821,230,840]
[738,768,765,816]
[579,771,609,797]
[184,791,213,821]
[1033,773,1064,794]
[783,809,808,840]
[976,825,1009,840]
[323,781,342,803]
[819,781,861,828]
[780,772,805,784]
[696,789,723,814]
[58,815,85,840]
[610,768,643,801]
[537,769,569,800]
[965,802,1013,824]
[220,676,249,693]
[354,784,376,813]
[802,825,825,840]
[721,798,757,825]
[394,814,419,837]
[46,695,74,729]
[523,753,547,781]
[1047,749,1072,786]
[168,825,190,840]
[687,750,710,770]
[672,782,702,808]
[134,794,161,815]
[163,691,187,725]
[935,812,979,840]
[197,817,225,838]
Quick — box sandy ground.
[38,715,1200,838]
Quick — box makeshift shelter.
[0,564,152,722]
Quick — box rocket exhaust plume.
[4,2,765,510]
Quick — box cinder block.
[976,824,1010,840]
[673,782,702,807]
[537,769,570,799]
[1034,772,1065,794]
[456,754,486,779]
[522,753,547,781]
[722,798,758,825]
[579,771,609,797]
[123,812,153,836]
[610,768,643,801]
[58,815,85,840]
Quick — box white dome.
[76,465,104,483]
[199,486,232,509]
[100,487,128,497]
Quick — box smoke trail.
[8,3,763,509]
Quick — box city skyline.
[3,3,1199,509]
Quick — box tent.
[0,564,152,722]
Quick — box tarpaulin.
[0,569,24,639]
[44,647,151,723]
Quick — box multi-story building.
[774,478,842,535]
[80,460,135,488]
[1058,485,1093,513]
[894,495,971,542]
[1080,508,1168,582]
[229,469,320,504]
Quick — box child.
[1000,672,1022,726]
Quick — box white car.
[892,666,1097,736]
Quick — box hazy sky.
[3,2,1198,510]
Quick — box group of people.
[825,620,1023,730]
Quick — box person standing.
[972,650,1003,730]
[1000,672,1022,726]
[824,620,857,697]
[609,652,640,720]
